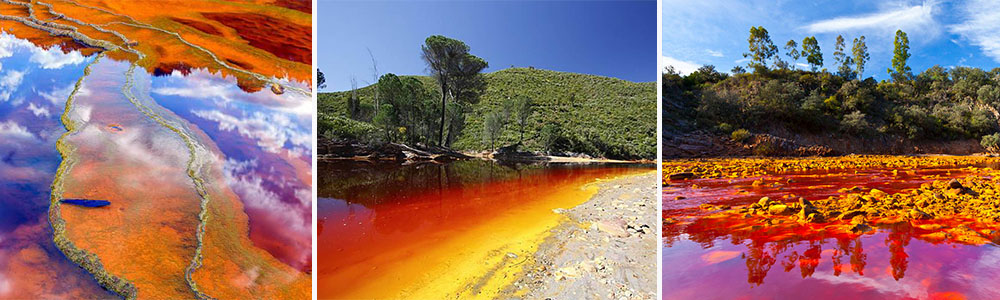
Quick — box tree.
[422,35,488,146]
[348,77,360,120]
[515,96,533,143]
[483,110,503,152]
[888,29,912,82]
[317,68,326,89]
[540,123,562,152]
[501,97,516,129]
[373,104,396,141]
[731,65,746,74]
[785,39,800,70]
[852,36,869,78]
[802,36,823,72]
[368,48,380,116]
[743,26,778,73]
[833,35,855,79]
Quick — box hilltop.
[319,67,656,160]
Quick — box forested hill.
[664,66,1000,156]
[319,67,656,159]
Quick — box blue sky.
[319,0,656,92]
[663,0,1000,79]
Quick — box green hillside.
[318,67,656,159]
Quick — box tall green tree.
[743,26,778,73]
[515,96,533,144]
[421,35,488,146]
[483,110,503,152]
[785,39,800,70]
[852,36,869,78]
[833,35,855,79]
[373,104,396,141]
[501,97,516,129]
[317,68,326,89]
[888,29,912,82]
[802,36,823,72]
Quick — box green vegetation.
[319,36,654,160]
[665,27,1000,149]
[321,67,656,159]
[731,129,751,143]
[983,133,1000,153]
[421,35,489,145]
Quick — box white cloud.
[192,109,310,158]
[0,120,34,140]
[74,104,92,123]
[796,63,810,68]
[0,69,24,103]
[153,77,235,104]
[950,0,1000,62]
[29,47,85,69]
[151,70,313,117]
[38,83,74,105]
[706,49,724,57]
[27,102,49,118]
[222,158,311,267]
[662,56,701,75]
[0,32,85,69]
[803,1,938,36]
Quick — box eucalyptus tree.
[784,39,800,70]
[802,36,823,72]
[833,35,855,79]
[888,29,912,82]
[852,36,869,78]
[744,26,778,73]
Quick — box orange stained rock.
[44,0,311,85]
[663,155,1000,183]
[0,21,102,57]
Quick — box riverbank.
[500,171,658,299]
[316,161,652,299]
[663,130,984,159]
[318,139,651,164]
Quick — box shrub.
[982,133,1000,152]
[840,111,870,134]
[715,123,733,134]
[753,139,778,156]
[731,129,751,143]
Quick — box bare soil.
[499,172,658,300]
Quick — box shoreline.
[316,167,653,299]
[318,153,652,164]
[500,171,658,299]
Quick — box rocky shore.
[500,171,658,300]
[663,130,983,159]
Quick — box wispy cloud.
[26,102,49,118]
[706,49,724,57]
[662,56,700,75]
[950,0,1000,62]
[803,1,938,36]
